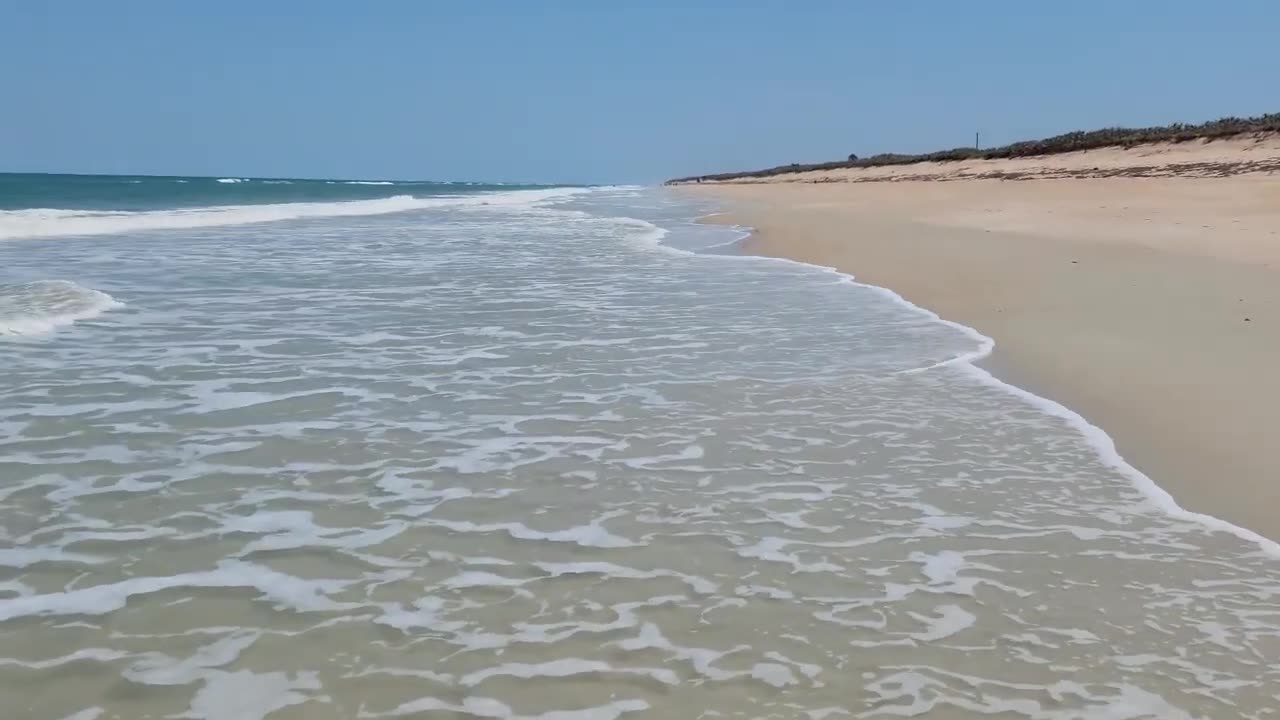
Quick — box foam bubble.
[424,512,638,548]
[459,658,678,687]
[0,280,123,337]
[0,561,356,622]
[187,670,321,720]
[916,550,966,585]
[58,710,105,720]
[365,696,650,719]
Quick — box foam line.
[682,206,1280,558]
[0,280,123,337]
[0,188,592,241]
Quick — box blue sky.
[2,1,1276,184]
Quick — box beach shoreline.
[680,162,1280,541]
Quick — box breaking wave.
[0,280,122,337]
[0,188,591,241]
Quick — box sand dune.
[694,132,1280,183]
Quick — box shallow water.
[1,187,1278,719]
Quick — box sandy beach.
[680,135,1280,540]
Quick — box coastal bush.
[669,112,1280,183]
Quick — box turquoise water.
[0,172,541,212]
[0,173,562,242]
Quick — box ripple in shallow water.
[0,189,1278,719]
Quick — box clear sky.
[3,1,1276,184]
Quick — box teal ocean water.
[0,172,534,212]
[0,173,551,242]
[2,176,1280,718]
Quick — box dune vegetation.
[669,113,1280,183]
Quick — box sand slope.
[698,132,1280,183]
[683,165,1280,539]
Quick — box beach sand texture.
[681,135,1280,540]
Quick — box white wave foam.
[424,512,638,548]
[215,178,248,184]
[0,560,355,622]
[842,263,1280,555]
[460,658,678,688]
[365,696,649,719]
[58,710,104,720]
[711,209,1280,557]
[188,670,319,720]
[344,180,394,185]
[0,188,592,241]
[0,280,123,337]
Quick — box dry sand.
[711,132,1280,185]
[679,137,1280,540]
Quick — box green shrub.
[667,113,1280,183]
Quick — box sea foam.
[5,186,1279,718]
[687,210,1280,558]
[0,280,122,337]
[0,188,589,241]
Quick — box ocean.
[1,174,1278,719]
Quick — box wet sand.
[681,169,1280,540]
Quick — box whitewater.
[0,188,586,240]
[0,182,1278,719]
